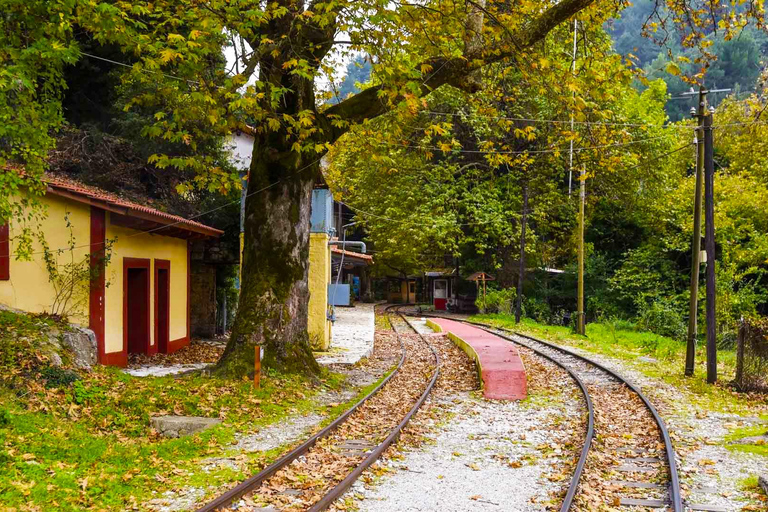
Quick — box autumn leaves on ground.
[0,309,355,510]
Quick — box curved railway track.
[196,305,439,512]
[417,312,682,512]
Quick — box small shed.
[1,172,223,366]
[424,269,457,310]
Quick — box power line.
[80,52,206,87]
[337,142,694,228]
[421,110,695,130]
[3,157,323,259]
[338,200,510,227]
[379,134,672,155]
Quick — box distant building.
[0,173,222,366]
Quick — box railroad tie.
[686,504,730,512]
[621,457,662,463]
[616,464,658,472]
[620,498,668,508]
[608,480,665,489]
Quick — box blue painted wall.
[310,188,333,233]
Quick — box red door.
[124,258,151,356]
[434,279,448,310]
[155,260,170,354]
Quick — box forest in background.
[327,2,768,349]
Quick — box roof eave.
[46,184,223,239]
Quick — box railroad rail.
[196,305,439,512]
[418,311,682,512]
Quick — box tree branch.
[320,0,595,143]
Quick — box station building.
[0,173,222,366]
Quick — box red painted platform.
[429,318,527,400]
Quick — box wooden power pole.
[686,89,706,376]
[515,180,528,324]
[577,166,586,335]
[703,107,717,384]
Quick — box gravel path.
[316,303,375,365]
[351,394,579,511]
[347,316,584,512]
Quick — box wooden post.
[516,180,528,324]
[254,345,261,388]
[735,320,745,389]
[703,108,717,384]
[686,88,706,377]
[577,166,586,335]
[482,275,487,310]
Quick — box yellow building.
[308,188,333,350]
[0,174,222,366]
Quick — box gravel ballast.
[348,316,584,512]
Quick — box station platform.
[426,317,527,400]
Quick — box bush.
[39,366,80,389]
[523,296,550,323]
[0,408,10,426]
[636,300,686,341]
[476,288,516,314]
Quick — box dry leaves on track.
[235,316,437,510]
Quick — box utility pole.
[577,165,586,335]
[568,19,578,197]
[685,88,706,376]
[515,179,528,324]
[703,107,717,383]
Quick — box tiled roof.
[331,246,373,263]
[43,173,223,237]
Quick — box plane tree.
[2,0,766,376]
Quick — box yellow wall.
[104,214,188,355]
[0,194,91,326]
[387,280,415,303]
[308,232,331,350]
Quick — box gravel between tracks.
[501,329,767,511]
[231,315,437,510]
[346,317,585,512]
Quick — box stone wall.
[190,262,216,338]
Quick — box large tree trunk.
[214,142,320,377]
[214,71,321,378]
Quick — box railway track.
[416,311,683,512]
[196,305,439,512]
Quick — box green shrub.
[39,366,80,389]
[523,296,550,323]
[0,408,10,426]
[636,299,686,341]
[476,288,516,314]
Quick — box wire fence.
[735,317,768,392]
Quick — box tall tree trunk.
[214,72,320,377]
[211,0,595,378]
[214,144,320,377]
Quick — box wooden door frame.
[123,257,151,357]
[154,259,171,354]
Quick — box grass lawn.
[0,309,357,510]
[469,314,768,428]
